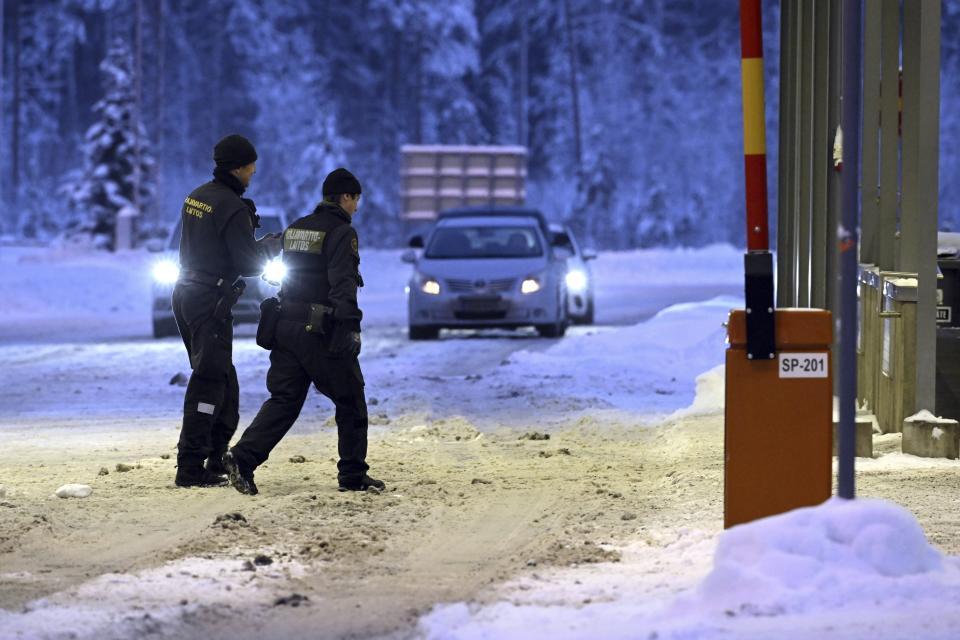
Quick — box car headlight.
[152,259,180,284]
[565,270,588,292]
[521,277,541,294]
[262,257,287,285]
[421,278,441,295]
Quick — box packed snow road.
[3,244,959,639]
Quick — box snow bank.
[501,296,739,415]
[691,498,955,615]
[668,364,725,419]
[418,499,960,640]
[0,555,306,639]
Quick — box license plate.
[459,296,501,311]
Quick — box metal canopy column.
[860,2,882,266]
[900,0,940,411]
[877,0,899,272]
[797,1,814,307]
[810,0,831,309]
[778,0,799,307]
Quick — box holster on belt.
[280,300,334,335]
[212,277,246,324]
[256,297,281,350]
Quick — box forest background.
[1,0,958,249]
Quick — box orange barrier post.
[725,0,834,528]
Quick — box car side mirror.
[400,249,417,264]
[146,238,165,253]
[408,235,424,249]
[582,248,598,261]
[550,231,572,247]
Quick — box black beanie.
[213,134,258,170]
[322,168,362,197]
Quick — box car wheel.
[536,321,566,338]
[409,325,440,340]
[577,297,595,325]
[153,316,180,339]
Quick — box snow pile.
[668,364,724,419]
[418,499,960,639]
[0,555,306,639]
[690,498,957,615]
[55,484,93,498]
[905,409,957,424]
[500,296,739,415]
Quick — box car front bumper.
[408,287,561,328]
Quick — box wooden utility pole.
[11,0,21,209]
[561,0,582,173]
[518,0,528,148]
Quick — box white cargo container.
[400,145,527,221]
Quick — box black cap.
[213,134,258,170]
[322,168,362,197]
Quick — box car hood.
[417,257,548,280]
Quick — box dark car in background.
[148,207,288,338]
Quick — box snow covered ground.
[2,244,960,640]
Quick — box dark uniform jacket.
[281,201,363,332]
[179,171,271,281]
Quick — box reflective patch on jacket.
[284,228,326,254]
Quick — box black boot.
[338,475,385,493]
[205,451,228,476]
[223,450,258,496]
[175,462,228,488]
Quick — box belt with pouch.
[179,269,227,288]
[280,300,334,334]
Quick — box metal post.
[901,0,940,411]
[838,0,862,501]
[878,0,899,272]
[778,0,794,306]
[860,2,881,266]
[826,0,844,317]
[779,0,799,307]
[797,1,814,307]
[811,0,831,309]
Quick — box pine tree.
[66,38,154,250]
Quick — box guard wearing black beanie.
[225,168,386,496]
[213,134,258,170]
[169,134,281,488]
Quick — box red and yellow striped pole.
[740,0,770,252]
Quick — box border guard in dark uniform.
[223,168,384,495]
[172,134,281,487]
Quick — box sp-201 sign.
[778,353,828,378]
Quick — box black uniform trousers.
[231,319,369,484]
[172,282,240,467]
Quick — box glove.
[330,321,361,357]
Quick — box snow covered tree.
[66,37,154,250]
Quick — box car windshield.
[167,216,284,250]
[426,226,544,259]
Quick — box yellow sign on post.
[724,309,833,529]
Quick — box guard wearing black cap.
[223,168,385,495]
[172,134,282,487]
